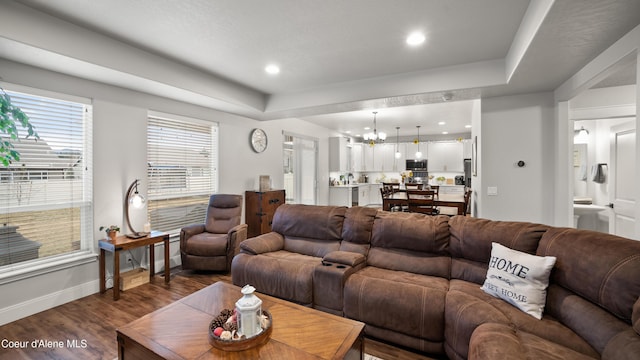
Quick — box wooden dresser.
[245,189,285,238]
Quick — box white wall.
[479,92,555,224]
[0,58,335,325]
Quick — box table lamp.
[124,179,148,239]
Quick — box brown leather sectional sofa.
[231,204,640,359]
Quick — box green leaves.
[1,87,39,166]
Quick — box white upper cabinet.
[462,138,473,159]
[427,141,464,172]
[350,140,467,173]
[329,137,351,172]
[351,142,363,171]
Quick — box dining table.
[382,190,466,215]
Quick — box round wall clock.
[250,128,268,153]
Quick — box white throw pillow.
[481,242,556,319]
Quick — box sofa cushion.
[545,284,633,355]
[339,206,377,255]
[449,216,549,284]
[481,242,556,319]
[204,195,242,234]
[538,227,640,323]
[371,212,449,254]
[468,323,597,360]
[344,267,448,343]
[367,247,451,278]
[231,251,319,305]
[445,280,599,360]
[283,236,341,258]
[183,233,228,256]
[272,204,346,241]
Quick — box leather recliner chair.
[180,194,247,271]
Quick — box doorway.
[283,133,318,204]
[572,118,636,235]
[568,54,637,236]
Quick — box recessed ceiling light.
[442,131,449,135]
[364,127,371,130]
[438,121,446,126]
[265,64,280,75]
[345,131,351,134]
[465,125,472,129]
[406,32,425,46]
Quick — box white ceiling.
[2,0,639,136]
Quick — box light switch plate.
[487,186,498,196]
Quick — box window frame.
[146,111,218,238]
[0,84,94,284]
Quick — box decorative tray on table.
[208,309,272,351]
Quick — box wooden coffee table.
[116,282,364,359]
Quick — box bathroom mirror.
[573,144,587,182]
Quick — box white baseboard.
[0,280,99,326]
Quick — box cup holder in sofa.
[321,261,332,266]
[336,265,346,269]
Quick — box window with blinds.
[0,88,93,269]
[147,114,218,237]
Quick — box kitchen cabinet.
[359,185,370,206]
[329,186,357,206]
[329,137,351,172]
[368,184,383,205]
[351,143,363,171]
[245,190,285,238]
[438,185,465,194]
[329,184,383,206]
[462,139,472,159]
[392,143,407,172]
[379,143,397,172]
[427,141,463,172]
[359,143,397,172]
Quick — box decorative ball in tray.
[208,308,272,351]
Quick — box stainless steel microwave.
[406,159,428,171]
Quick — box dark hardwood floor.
[0,268,438,360]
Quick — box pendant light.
[394,126,401,159]
[415,125,423,159]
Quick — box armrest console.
[314,251,366,315]
[323,251,366,267]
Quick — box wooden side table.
[99,231,170,300]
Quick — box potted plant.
[99,225,120,240]
[436,176,446,185]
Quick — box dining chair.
[382,182,400,193]
[463,189,472,216]
[381,187,403,212]
[404,183,423,190]
[406,190,438,215]
[429,185,440,198]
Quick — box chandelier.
[363,111,386,146]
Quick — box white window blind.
[0,88,93,269]
[147,114,218,236]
